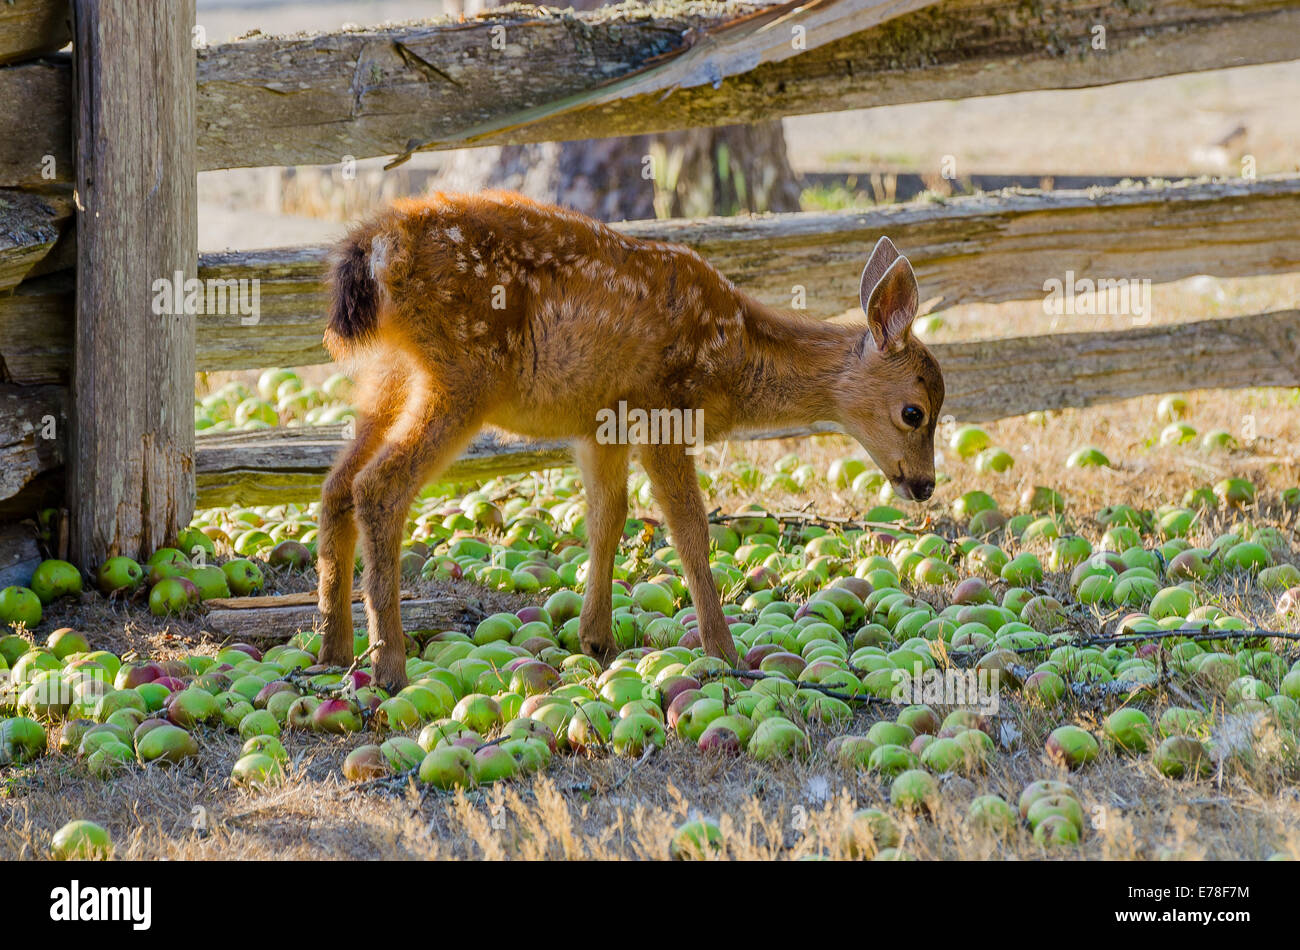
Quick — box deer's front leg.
[574,439,630,666]
[641,443,738,666]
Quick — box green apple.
[841,808,899,858]
[29,560,83,605]
[1213,477,1255,507]
[890,769,938,813]
[611,712,666,756]
[46,628,89,660]
[451,694,502,735]
[867,743,920,778]
[471,745,520,783]
[343,744,390,781]
[1104,708,1154,753]
[951,426,992,459]
[50,820,113,860]
[86,741,134,777]
[1033,814,1080,847]
[95,556,144,594]
[379,736,425,771]
[238,709,280,740]
[669,819,723,860]
[221,558,265,596]
[1018,779,1078,818]
[136,724,198,765]
[1153,735,1211,779]
[186,565,231,600]
[166,687,220,728]
[1026,794,1084,833]
[149,577,195,616]
[242,734,288,764]
[0,587,42,627]
[418,745,476,789]
[966,795,1017,837]
[0,716,47,764]
[232,752,284,788]
[1000,553,1043,585]
[747,716,809,762]
[1045,725,1099,769]
[374,697,420,731]
[567,701,614,752]
[1067,446,1110,469]
[1223,541,1270,572]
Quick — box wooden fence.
[1,0,1299,566]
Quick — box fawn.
[317,190,944,690]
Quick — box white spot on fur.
[369,235,391,280]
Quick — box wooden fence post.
[69,0,196,568]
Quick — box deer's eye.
[901,405,924,429]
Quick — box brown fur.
[318,191,944,689]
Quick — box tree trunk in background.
[437,0,802,221]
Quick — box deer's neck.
[723,296,854,431]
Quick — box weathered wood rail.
[190,310,1300,507]
[5,175,1298,383]
[2,0,1298,185]
[191,176,1300,371]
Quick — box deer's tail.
[324,229,386,358]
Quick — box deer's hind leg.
[352,373,492,691]
[316,363,409,668]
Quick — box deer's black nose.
[909,479,935,501]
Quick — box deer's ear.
[864,256,919,352]
[858,236,901,315]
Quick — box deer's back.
[368,192,749,438]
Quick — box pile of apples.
[195,368,356,433]
[4,383,1300,855]
[0,538,271,628]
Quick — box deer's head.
[834,237,945,502]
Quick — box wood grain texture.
[4,0,1297,184]
[0,0,69,66]
[0,54,72,187]
[195,425,574,508]
[191,309,1300,506]
[0,382,64,500]
[0,271,72,384]
[190,176,1300,370]
[191,0,1300,171]
[68,0,196,566]
[0,189,70,290]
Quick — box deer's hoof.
[581,638,619,668]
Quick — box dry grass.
[4,689,1298,861]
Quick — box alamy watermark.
[890,664,1001,715]
[1043,270,1152,325]
[152,271,261,325]
[595,401,704,455]
[50,881,151,930]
